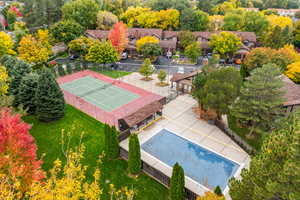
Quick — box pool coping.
[140,127,245,196]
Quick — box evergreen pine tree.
[57,64,66,76]
[66,63,72,74]
[35,69,65,122]
[214,186,223,196]
[15,73,39,114]
[170,163,185,200]
[231,63,285,137]
[110,126,119,159]
[4,58,31,97]
[230,110,300,200]
[128,134,141,174]
[104,123,111,158]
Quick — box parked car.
[69,54,79,60]
[121,52,128,60]
[177,66,184,74]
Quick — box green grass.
[90,67,131,78]
[227,114,263,152]
[23,105,168,200]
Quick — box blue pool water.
[141,129,240,190]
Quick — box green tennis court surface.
[61,76,140,112]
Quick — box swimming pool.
[141,129,240,191]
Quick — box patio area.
[121,72,173,97]
[120,95,250,199]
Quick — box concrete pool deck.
[120,95,250,199]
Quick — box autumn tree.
[85,41,119,64]
[0,109,44,195]
[178,31,196,49]
[263,25,292,49]
[209,32,242,58]
[136,36,159,52]
[286,61,300,83]
[197,192,225,200]
[68,36,95,56]
[62,0,100,29]
[140,43,162,60]
[170,162,185,200]
[0,65,9,96]
[108,22,129,55]
[184,42,201,63]
[50,20,84,43]
[231,64,285,137]
[201,67,241,120]
[139,58,155,80]
[121,7,151,28]
[28,144,102,200]
[128,134,141,175]
[35,69,65,122]
[0,31,15,56]
[212,0,238,15]
[180,9,209,31]
[96,11,118,30]
[208,15,224,31]
[229,110,300,200]
[18,30,52,67]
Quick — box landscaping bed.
[23,105,168,200]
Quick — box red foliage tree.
[0,108,44,192]
[108,22,129,54]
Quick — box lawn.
[227,114,263,152]
[90,66,131,78]
[23,105,168,200]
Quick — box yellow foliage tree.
[28,145,102,200]
[197,192,225,200]
[286,61,300,84]
[208,15,224,31]
[0,31,15,56]
[158,9,180,30]
[121,7,151,27]
[0,65,9,96]
[267,15,293,29]
[18,29,52,65]
[136,36,159,52]
[0,173,23,200]
[136,11,160,28]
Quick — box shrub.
[139,58,154,81]
[57,64,66,76]
[184,42,201,63]
[75,62,82,72]
[136,36,159,52]
[170,163,185,200]
[50,20,84,43]
[128,134,141,174]
[214,186,222,196]
[66,63,72,74]
[104,124,119,159]
[157,69,167,85]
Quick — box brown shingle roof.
[122,101,163,127]
[163,31,179,39]
[282,75,300,106]
[128,28,163,39]
[193,31,257,43]
[159,39,177,49]
[171,70,200,82]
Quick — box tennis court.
[61,76,140,112]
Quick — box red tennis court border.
[57,70,165,128]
